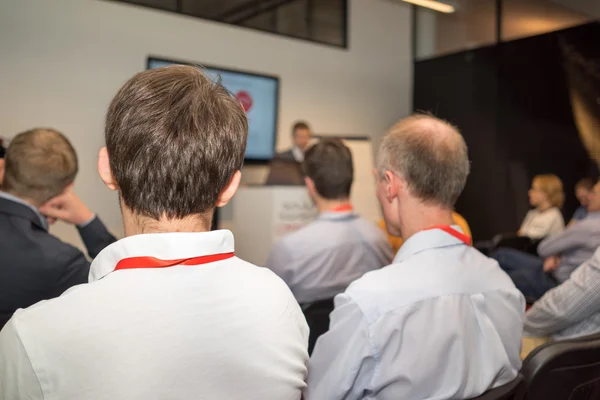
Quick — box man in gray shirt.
[266,139,393,305]
[494,181,600,300]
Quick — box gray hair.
[377,114,470,207]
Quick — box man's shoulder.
[275,220,322,248]
[0,214,84,270]
[353,217,389,241]
[274,149,295,161]
[345,247,518,318]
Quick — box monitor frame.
[147,56,280,164]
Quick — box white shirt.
[519,207,565,239]
[0,230,309,400]
[265,211,393,304]
[305,227,525,400]
[292,146,304,162]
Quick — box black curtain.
[414,22,599,240]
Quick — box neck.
[315,197,351,214]
[396,199,454,240]
[122,207,212,237]
[537,202,552,212]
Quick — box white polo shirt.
[0,230,309,400]
[305,226,525,400]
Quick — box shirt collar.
[0,191,48,230]
[393,225,466,264]
[292,146,304,162]
[318,210,357,221]
[89,229,235,282]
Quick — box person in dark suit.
[0,128,115,329]
[274,121,312,163]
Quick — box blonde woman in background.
[518,174,565,239]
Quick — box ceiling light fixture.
[402,0,456,13]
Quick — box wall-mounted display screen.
[148,57,279,162]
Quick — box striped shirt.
[524,246,600,339]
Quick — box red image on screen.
[236,91,253,112]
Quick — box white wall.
[0,0,412,246]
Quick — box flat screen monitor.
[147,57,279,162]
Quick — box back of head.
[534,174,564,208]
[105,65,248,220]
[377,114,470,208]
[303,138,353,200]
[3,128,78,205]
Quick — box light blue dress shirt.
[306,227,525,400]
[265,211,393,304]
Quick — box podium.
[232,186,318,266]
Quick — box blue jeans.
[492,248,557,300]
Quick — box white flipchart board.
[232,137,380,266]
[233,186,318,266]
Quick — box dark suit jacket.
[274,149,298,163]
[0,197,116,329]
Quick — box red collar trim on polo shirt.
[114,252,235,271]
[329,204,353,213]
[424,225,471,246]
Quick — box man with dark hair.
[0,66,308,399]
[570,177,595,223]
[0,128,115,330]
[266,139,392,349]
[275,120,312,163]
[306,115,524,400]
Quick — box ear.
[384,170,403,203]
[97,147,118,191]
[216,170,241,208]
[305,176,317,195]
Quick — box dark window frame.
[103,0,349,49]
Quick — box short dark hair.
[576,177,595,191]
[292,121,310,135]
[3,128,78,205]
[303,139,353,200]
[105,65,248,220]
[377,114,470,208]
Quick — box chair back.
[302,298,335,355]
[467,374,525,400]
[521,332,600,400]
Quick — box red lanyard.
[330,204,353,213]
[425,225,472,246]
[114,252,235,271]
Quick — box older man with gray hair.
[305,114,525,400]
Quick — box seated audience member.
[379,211,471,254]
[306,114,525,400]
[518,174,565,239]
[524,246,600,340]
[569,177,594,225]
[266,139,393,305]
[0,128,115,330]
[493,181,600,300]
[0,66,308,399]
